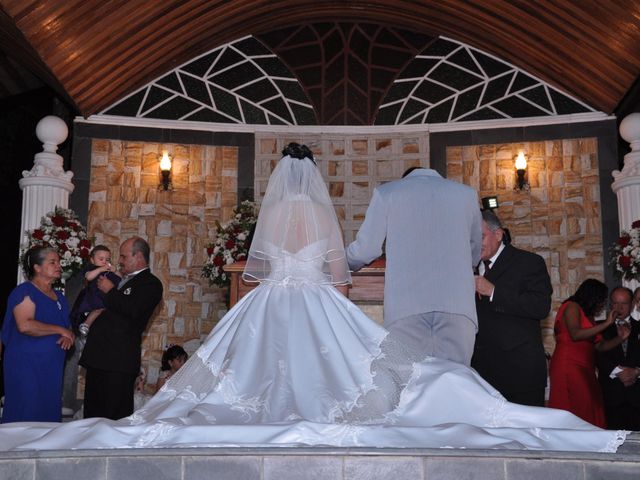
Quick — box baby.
[70,245,121,336]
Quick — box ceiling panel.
[0,0,638,116]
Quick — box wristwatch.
[79,323,90,337]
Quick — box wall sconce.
[514,151,530,191]
[159,151,172,191]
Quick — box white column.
[612,112,640,292]
[18,115,74,282]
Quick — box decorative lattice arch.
[375,37,594,125]
[103,34,595,125]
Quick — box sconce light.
[159,151,172,191]
[481,196,499,210]
[514,151,530,191]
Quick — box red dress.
[548,301,606,428]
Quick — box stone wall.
[86,139,239,390]
[81,133,602,396]
[254,132,429,243]
[446,138,603,352]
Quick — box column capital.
[614,112,640,180]
[20,115,74,187]
[613,113,640,233]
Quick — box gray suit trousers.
[385,312,476,366]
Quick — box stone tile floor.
[0,433,638,480]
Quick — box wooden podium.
[223,258,386,308]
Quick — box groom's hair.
[402,166,423,178]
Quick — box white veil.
[243,153,351,285]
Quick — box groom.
[346,167,482,365]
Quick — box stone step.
[1,433,639,480]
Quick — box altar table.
[223,258,386,309]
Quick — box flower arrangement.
[22,206,92,279]
[610,220,640,281]
[202,200,258,287]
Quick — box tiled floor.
[0,434,639,480]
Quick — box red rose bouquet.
[610,220,640,281]
[202,200,257,287]
[22,206,92,280]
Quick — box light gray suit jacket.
[346,168,482,326]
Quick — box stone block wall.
[255,132,429,243]
[446,138,603,352]
[86,139,239,391]
[80,132,602,397]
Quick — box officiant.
[472,210,552,407]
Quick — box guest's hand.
[615,366,638,387]
[604,309,618,327]
[57,328,75,350]
[97,274,116,293]
[475,275,494,298]
[616,321,631,341]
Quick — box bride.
[0,143,628,452]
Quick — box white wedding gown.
[0,241,628,452]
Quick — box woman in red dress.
[549,279,629,427]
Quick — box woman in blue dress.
[1,246,75,423]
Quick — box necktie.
[118,274,133,289]
[483,260,491,277]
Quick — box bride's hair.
[282,142,315,164]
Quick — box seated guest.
[156,344,188,391]
[549,279,629,427]
[597,286,640,430]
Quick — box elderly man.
[80,237,163,419]
[346,167,482,365]
[597,286,640,430]
[472,210,552,406]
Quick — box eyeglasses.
[610,301,631,306]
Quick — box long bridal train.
[0,281,627,452]
[0,149,628,452]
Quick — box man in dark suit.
[471,210,552,406]
[80,236,163,419]
[597,286,640,430]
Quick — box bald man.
[80,237,163,419]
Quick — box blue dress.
[1,282,70,423]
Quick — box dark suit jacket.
[471,244,552,397]
[597,320,640,408]
[80,268,163,375]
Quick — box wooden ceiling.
[1,0,638,117]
